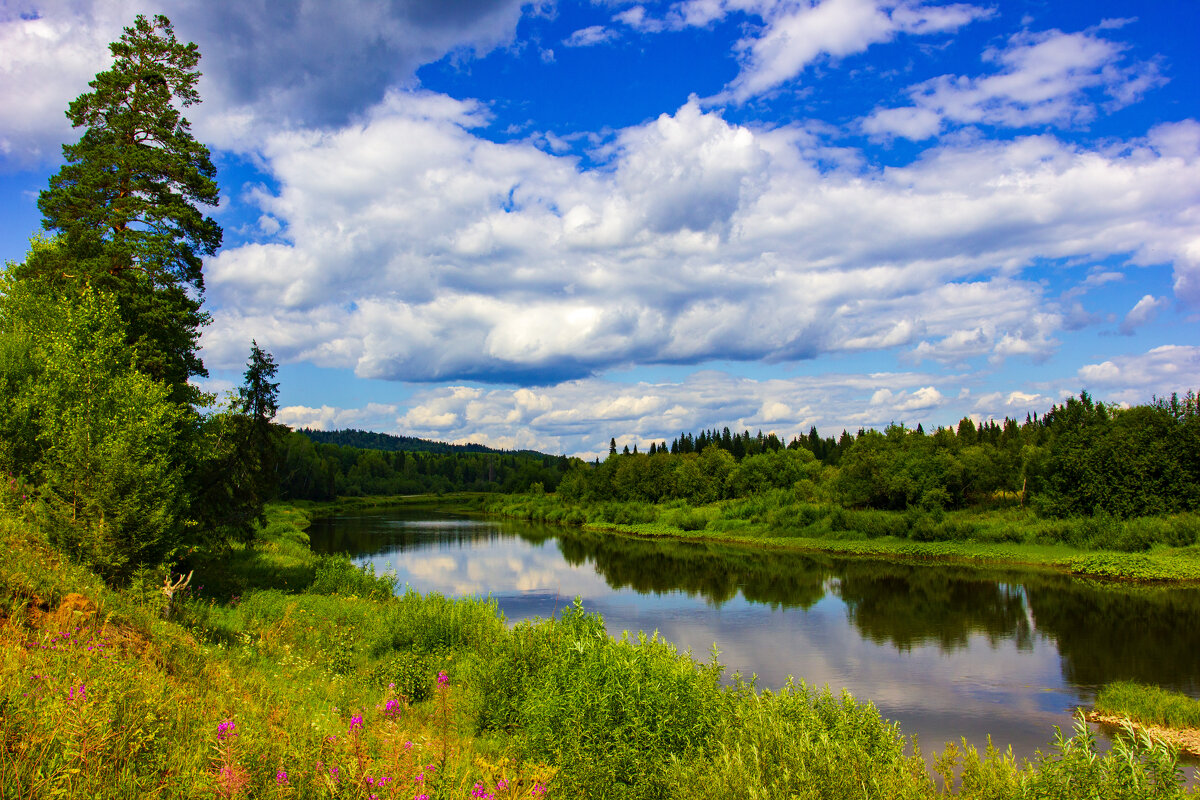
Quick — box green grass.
[1,501,1196,799]
[1096,681,1200,730]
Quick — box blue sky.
[2,0,1199,458]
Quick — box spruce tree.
[36,14,220,402]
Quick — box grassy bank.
[1096,682,1200,731]
[1,503,1195,798]
[1090,682,1200,758]
[483,492,1200,582]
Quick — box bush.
[663,506,711,531]
[308,555,395,600]
[369,650,434,702]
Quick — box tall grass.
[1097,681,1200,729]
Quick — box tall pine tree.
[35,14,220,403]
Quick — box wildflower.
[404,740,413,751]
[349,714,364,732]
[276,770,289,787]
[383,698,401,718]
[437,671,449,686]
[532,783,548,797]
[217,719,237,740]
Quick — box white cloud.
[0,0,532,167]
[612,0,989,103]
[972,390,1048,417]
[282,368,958,459]
[1077,345,1200,405]
[1118,294,1169,335]
[199,94,1200,383]
[0,3,133,168]
[564,25,619,47]
[865,27,1166,140]
[277,402,399,431]
[869,386,946,411]
[862,106,942,140]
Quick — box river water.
[308,509,1200,763]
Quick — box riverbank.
[1,502,1194,798]
[480,492,1200,583]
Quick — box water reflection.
[308,510,1200,761]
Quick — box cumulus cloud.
[864,27,1166,139]
[0,0,531,166]
[276,402,400,431]
[1077,345,1200,405]
[282,368,958,458]
[972,390,1048,416]
[1118,294,1169,335]
[869,386,945,411]
[201,94,1200,383]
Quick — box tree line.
[298,427,550,458]
[277,432,571,500]
[581,390,1200,518]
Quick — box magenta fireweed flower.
[383,698,401,718]
[276,770,289,786]
[349,714,364,732]
[437,671,449,686]
[216,719,237,740]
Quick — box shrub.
[309,555,396,600]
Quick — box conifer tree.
[36,14,220,401]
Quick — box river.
[308,508,1200,763]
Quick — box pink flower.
[349,714,364,732]
[216,719,237,740]
[437,671,449,686]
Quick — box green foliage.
[504,601,725,799]
[1039,393,1200,519]
[309,554,396,600]
[669,680,931,800]
[369,650,435,701]
[9,284,186,581]
[190,343,286,544]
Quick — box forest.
[277,430,571,499]
[577,390,1200,520]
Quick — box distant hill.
[296,428,555,458]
